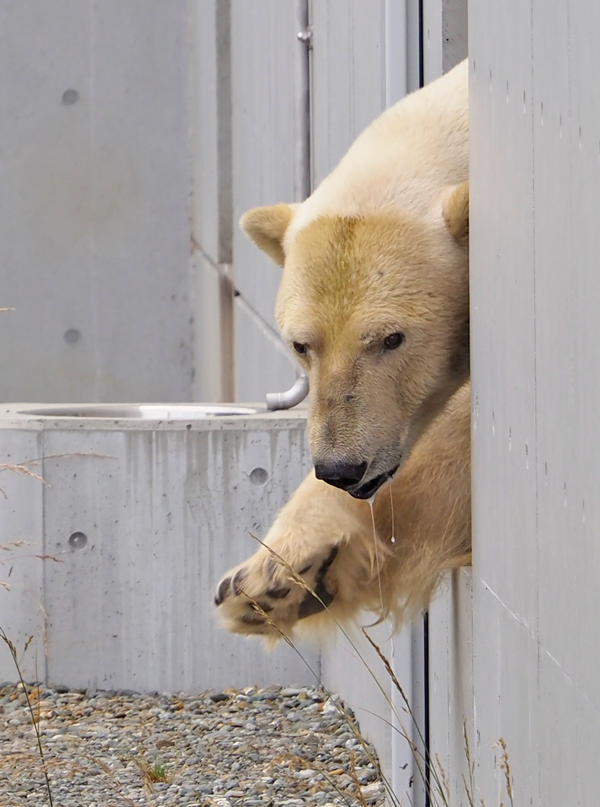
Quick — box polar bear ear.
[240,203,297,267]
[442,182,469,248]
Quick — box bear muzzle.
[314,460,400,499]
[314,461,368,491]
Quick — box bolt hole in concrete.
[249,467,269,486]
[63,328,80,344]
[68,531,88,550]
[62,88,79,105]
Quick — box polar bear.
[215,60,471,639]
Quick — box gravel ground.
[0,682,387,807]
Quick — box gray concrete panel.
[190,0,220,264]
[321,622,417,793]
[0,410,318,691]
[233,296,297,404]
[309,0,387,187]
[533,0,600,708]
[230,0,301,330]
[192,257,234,403]
[0,1,192,403]
[470,10,537,627]
[191,0,233,265]
[0,431,45,684]
[469,0,600,802]
[427,571,473,806]
[423,0,468,84]
[469,3,539,800]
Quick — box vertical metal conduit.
[294,0,311,202]
[265,0,311,411]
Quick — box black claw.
[214,577,231,606]
[265,586,291,599]
[231,569,246,596]
[320,546,339,576]
[298,563,313,574]
[298,546,338,620]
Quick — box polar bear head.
[241,183,469,499]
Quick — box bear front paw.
[214,544,339,638]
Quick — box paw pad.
[298,546,338,619]
[214,544,340,635]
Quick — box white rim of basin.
[21,404,260,420]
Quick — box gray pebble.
[0,682,386,807]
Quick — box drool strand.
[367,495,385,618]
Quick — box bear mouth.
[348,465,400,500]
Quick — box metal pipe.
[266,373,309,411]
[294,0,311,201]
[385,0,410,105]
[264,5,311,416]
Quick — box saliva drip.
[366,495,384,615]
[389,486,396,543]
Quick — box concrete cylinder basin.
[22,404,260,419]
[0,403,316,692]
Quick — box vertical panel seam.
[216,0,233,264]
[41,433,48,685]
[530,4,542,805]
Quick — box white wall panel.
[230,0,301,330]
[0,1,193,403]
[191,0,232,266]
[234,296,297,403]
[470,0,600,803]
[469,2,539,801]
[470,1,537,632]
[427,571,473,806]
[309,0,388,186]
[192,256,235,403]
[321,623,419,793]
[423,0,468,85]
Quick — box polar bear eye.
[292,341,308,356]
[383,332,405,351]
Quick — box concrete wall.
[0,0,467,411]
[429,1,600,803]
[0,2,472,800]
[0,408,318,691]
[470,2,600,801]
[0,1,193,403]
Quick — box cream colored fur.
[216,60,471,640]
[285,59,468,236]
[216,384,470,641]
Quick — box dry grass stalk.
[494,737,514,807]
[0,463,46,483]
[0,629,54,807]
[435,753,450,802]
[243,590,401,807]
[347,750,371,807]
[83,755,143,807]
[462,717,476,807]
[360,628,453,807]
[269,751,370,807]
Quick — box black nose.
[314,461,368,491]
